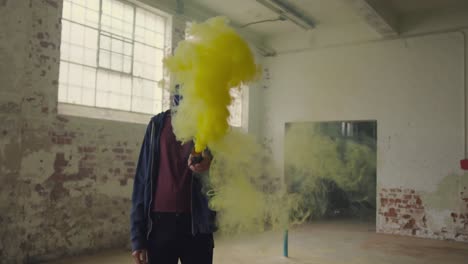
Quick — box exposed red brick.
[386,208,397,218]
[113,148,124,153]
[404,219,416,229]
[56,115,69,123]
[381,198,388,205]
[79,146,96,153]
[49,183,69,201]
[34,184,46,196]
[403,214,411,219]
[53,153,68,171]
[415,197,422,205]
[124,161,135,167]
[404,194,412,200]
[82,154,96,160]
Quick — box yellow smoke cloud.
[164,16,260,152]
[164,17,309,236]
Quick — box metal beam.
[256,0,315,30]
[181,0,277,56]
[347,0,399,37]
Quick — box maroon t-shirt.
[153,114,193,212]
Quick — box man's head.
[171,84,182,109]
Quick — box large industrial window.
[58,0,171,121]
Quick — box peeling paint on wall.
[0,0,188,262]
[378,174,468,242]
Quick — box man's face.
[171,84,182,109]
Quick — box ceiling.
[191,0,363,37]
[388,0,468,14]
[191,0,468,38]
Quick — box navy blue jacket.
[130,110,217,251]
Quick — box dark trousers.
[148,212,214,264]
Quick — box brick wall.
[378,187,468,242]
[0,1,187,262]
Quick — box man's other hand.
[132,249,147,264]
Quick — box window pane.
[61,42,70,61]
[84,27,98,50]
[124,42,132,56]
[68,84,82,104]
[96,70,131,110]
[82,87,95,106]
[155,33,164,49]
[69,44,85,65]
[62,0,72,20]
[135,26,145,43]
[113,1,124,18]
[60,63,97,106]
[61,19,71,45]
[58,62,69,102]
[68,63,83,87]
[99,50,111,68]
[133,43,163,80]
[135,8,145,27]
[123,56,132,73]
[102,0,133,39]
[70,22,84,46]
[84,48,97,66]
[63,0,99,28]
[83,66,96,89]
[132,78,160,114]
[84,8,99,28]
[124,5,134,23]
[124,23,133,38]
[71,3,85,24]
[144,30,156,46]
[100,35,111,51]
[111,53,123,71]
[111,38,123,54]
[102,0,111,13]
[135,8,166,48]
[86,0,99,11]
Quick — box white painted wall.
[259,31,467,238]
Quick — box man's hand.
[132,249,147,264]
[188,153,212,173]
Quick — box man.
[130,91,217,264]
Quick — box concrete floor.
[46,220,468,264]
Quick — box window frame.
[58,0,173,124]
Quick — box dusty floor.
[45,220,468,264]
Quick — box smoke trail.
[164,16,259,153]
[164,17,309,235]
